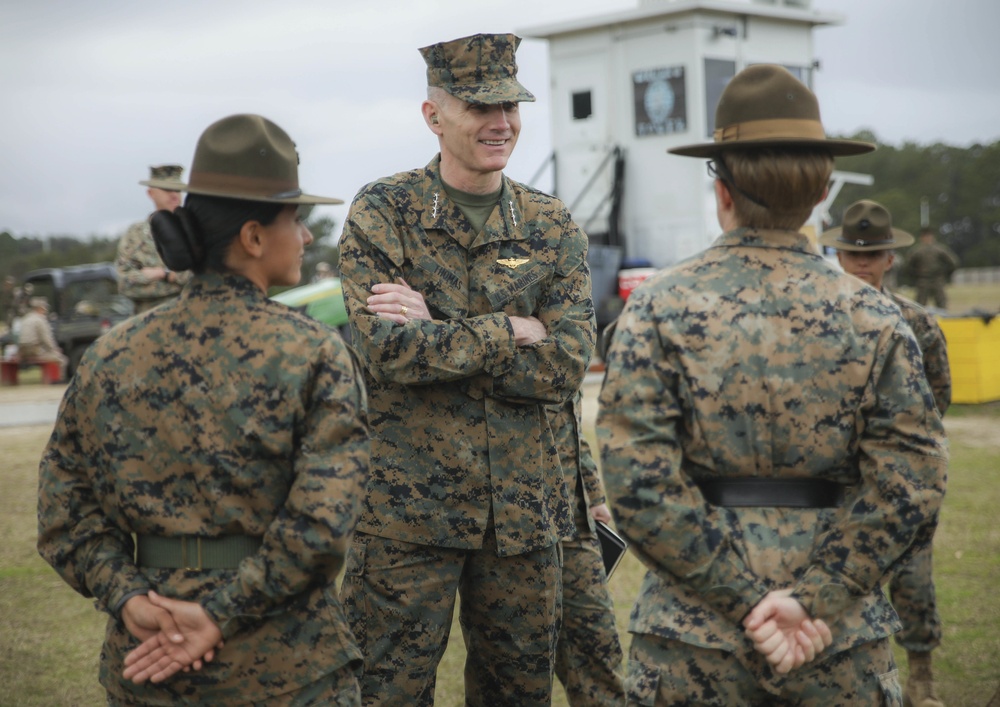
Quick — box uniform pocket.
[877,668,903,707]
[623,659,660,706]
[342,533,367,578]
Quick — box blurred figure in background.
[1,275,16,329]
[312,261,335,282]
[821,200,950,707]
[903,228,959,310]
[16,297,67,380]
[551,393,625,705]
[116,164,192,314]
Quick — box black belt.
[136,534,263,570]
[695,478,849,508]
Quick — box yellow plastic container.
[937,316,1000,404]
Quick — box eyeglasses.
[706,159,770,209]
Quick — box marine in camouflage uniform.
[338,33,595,706]
[16,296,68,379]
[822,200,951,707]
[598,66,947,705]
[903,229,960,310]
[38,115,368,705]
[116,164,192,314]
[550,392,626,705]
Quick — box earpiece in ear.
[431,116,439,125]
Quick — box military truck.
[3,262,134,376]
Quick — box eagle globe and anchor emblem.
[644,77,676,127]
[634,66,685,136]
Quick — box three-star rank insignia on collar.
[497,257,530,269]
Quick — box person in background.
[551,393,625,705]
[312,261,335,282]
[16,296,67,380]
[598,64,947,705]
[116,164,192,313]
[38,113,369,706]
[821,199,950,707]
[337,32,595,706]
[903,227,960,310]
[1,275,16,328]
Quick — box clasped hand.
[742,589,833,675]
[120,590,223,684]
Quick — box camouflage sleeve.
[115,222,153,293]
[116,221,189,298]
[790,324,948,622]
[550,392,604,510]
[921,318,951,416]
[339,193,518,386]
[491,215,595,404]
[37,376,153,615]
[579,431,606,509]
[569,390,606,508]
[201,344,369,637]
[598,300,770,625]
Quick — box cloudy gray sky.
[1,0,998,240]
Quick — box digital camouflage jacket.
[889,289,951,416]
[598,228,947,668]
[38,272,369,705]
[549,391,606,538]
[115,218,192,303]
[339,156,596,557]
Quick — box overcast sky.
[1,0,998,240]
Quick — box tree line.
[830,132,1000,270]
[2,135,998,285]
[0,217,341,288]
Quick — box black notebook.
[595,520,628,578]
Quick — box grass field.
[2,282,998,705]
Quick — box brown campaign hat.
[420,33,535,105]
[670,64,874,158]
[819,200,914,251]
[143,114,342,205]
[140,164,185,191]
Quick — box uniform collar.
[184,271,268,301]
[418,155,525,245]
[711,227,823,257]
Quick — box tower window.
[572,91,592,120]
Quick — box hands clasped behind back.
[121,591,224,685]
[742,589,833,675]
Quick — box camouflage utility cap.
[820,199,914,251]
[140,164,184,191]
[420,33,535,105]
[670,64,874,157]
[145,114,342,205]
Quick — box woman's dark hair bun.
[151,207,204,271]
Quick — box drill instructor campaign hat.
[140,114,342,205]
[420,33,535,105]
[819,199,914,251]
[669,64,875,158]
